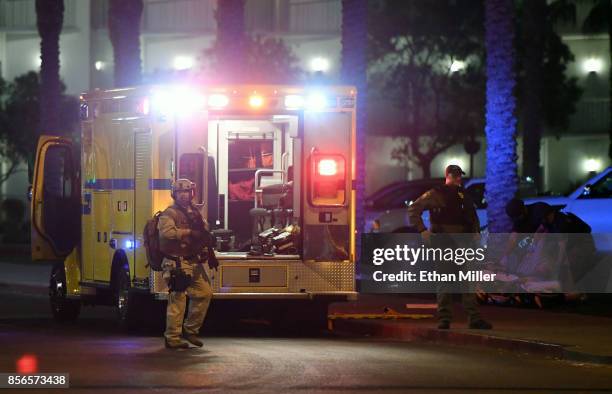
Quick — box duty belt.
[164,254,200,263]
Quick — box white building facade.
[0,0,609,200]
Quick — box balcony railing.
[288,0,340,35]
[568,98,610,134]
[246,0,340,35]
[3,0,340,36]
[92,0,216,33]
[142,0,216,34]
[0,0,76,31]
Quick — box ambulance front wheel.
[49,263,81,322]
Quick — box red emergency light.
[310,153,346,206]
[317,159,338,176]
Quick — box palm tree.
[108,0,144,87]
[520,0,546,190]
[35,0,64,135]
[484,0,519,233]
[582,0,611,159]
[215,0,246,82]
[341,0,367,252]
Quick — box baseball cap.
[505,198,525,219]
[445,164,466,177]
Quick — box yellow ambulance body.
[31,84,357,324]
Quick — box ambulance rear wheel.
[49,263,80,322]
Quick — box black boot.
[183,334,203,347]
[165,338,190,349]
[469,319,492,330]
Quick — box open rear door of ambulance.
[31,135,80,261]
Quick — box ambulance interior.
[201,116,301,257]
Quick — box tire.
[49,263,81,322]
[114,268,135,329]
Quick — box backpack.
[563,212,592,234]
[143,211,164,271]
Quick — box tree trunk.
[420,159,432,179]
[341,0,367,260]
[521,0,546,190]
[109,0,143,87]
[484,0,519,233]
[216,0,246,83]
[36,0,64,135]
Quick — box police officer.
[158,179,218,349]
[407,165,492,330]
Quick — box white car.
[525,167,612,251]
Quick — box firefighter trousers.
[436,293,481,324]
[163,259,213,342]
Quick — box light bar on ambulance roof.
[284,92,336,111]
[151,86,205,115]
[208,93,229,109]
[249,94,264,108]
[307,92,333,110]
[284,95,305,109]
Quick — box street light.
[450,60,466,73]
[310,57,330,73]
[173,56,194,71]
[583,158,602,173]
[582,57,603,74]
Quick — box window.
[42,145,78,254]
[179,154,204,203]
[44,146,74,200]
[582,172,612,199]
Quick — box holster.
[168,268,192,292]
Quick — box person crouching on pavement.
[407,165,492,330]
[158,178,219,349]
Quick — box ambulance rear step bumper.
[153,291,358,301]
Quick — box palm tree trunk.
[216,0,246,83]
[109,0,143,87]
[521,0,546,190]
[36,0,64,135]
[341,0,367,259]
[485,0,519,233]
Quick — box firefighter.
[407,165,492,330]
[158,179,218,349]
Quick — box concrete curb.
[331,319,612,366]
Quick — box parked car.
[524,167,612,251]
[367,177,538,233]
[365,179,445,233]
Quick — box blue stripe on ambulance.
[83,178,172,191]
[82,179,172,214]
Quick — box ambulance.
[30,84,358,326]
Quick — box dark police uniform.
[407,182,483,326]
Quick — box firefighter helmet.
[171,178,196,199]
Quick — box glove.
[190,230,204,241]
[207,247,219,271]
[191,230,216,247]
